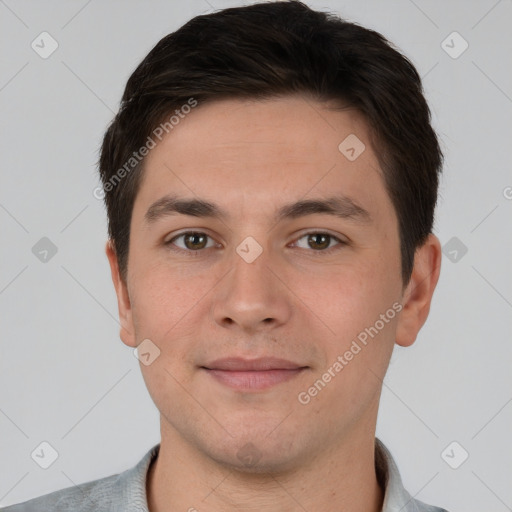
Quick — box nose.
[211,242,293,334]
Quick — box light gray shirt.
[1,438,448,511]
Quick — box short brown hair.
[98,0,443,285]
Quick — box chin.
[204,430,307,476]
[213,447,297,476]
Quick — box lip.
[201,357,308,391]
[203,357,304,371]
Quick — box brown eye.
[293,232,344,252]
[167,232,216,252]
[183,232,208,250]
[307,233,331,250]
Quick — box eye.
[165,231,218,253]
[291,232,346,253]
[164,230,347,256]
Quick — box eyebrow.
[144,194,372,226]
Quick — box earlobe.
[105,240,137,347]
[395,234,442,347]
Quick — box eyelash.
[164,231,347,257]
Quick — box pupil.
[186,233,206,250]
[309,234,329,249]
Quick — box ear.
[395,234,442,347]
[105,240,137,347]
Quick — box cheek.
[296,266,397,418]
[129,263,204,341]
[294,256,399,387]
[295,259,392,336]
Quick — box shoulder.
[1,444,159,512]
[0,472,119,512]
[375,438,450,512]
[411,498,450,512]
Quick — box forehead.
[133,95,392,225]
[147,95,373,168]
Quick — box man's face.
[110,95,409,471]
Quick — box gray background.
[1,0,511,510]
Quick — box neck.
[146,420,384,512]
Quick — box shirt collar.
[110,443,158,512]
[375,438,424,511]
[111,438,420,512]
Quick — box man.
[3,1,448,511]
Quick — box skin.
[106,94,441,512]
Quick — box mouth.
[200,357,309,391]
